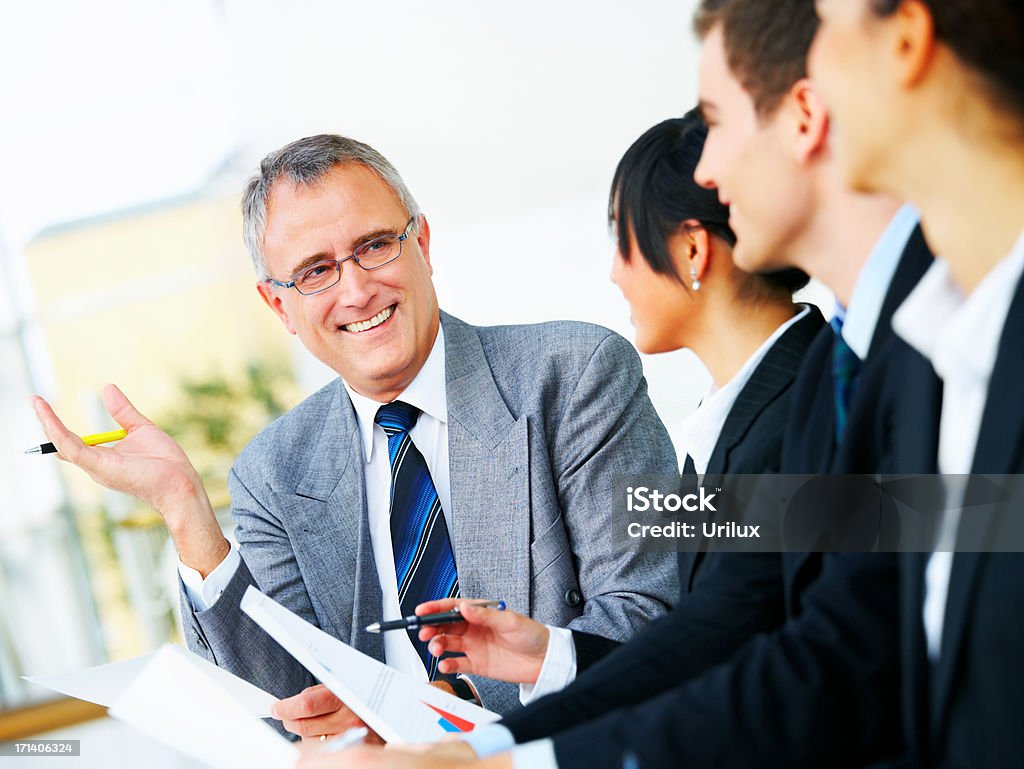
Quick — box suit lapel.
[689,306,823,588]
[892,350,942,475]
[705,305,824,476]
[837,227,933,472]
[275,381,384,660]
[866,225,933,359]
[900,551,930,758]
[800,352,837,474]
[967,270,1024,475]
[930,271,1024,729]
[440,312,531,617]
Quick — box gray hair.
[241,134,421,279]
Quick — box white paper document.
[24,652,155,709]
[24,646,278,718]
[108,645,296,769]
[240,586,501,744]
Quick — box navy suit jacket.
[892,268,1024,769]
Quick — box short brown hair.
[694,0,820,118]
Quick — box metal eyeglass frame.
[266,217,416,295]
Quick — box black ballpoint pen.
[365,600,506,633]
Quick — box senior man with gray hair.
[32,134,677,737]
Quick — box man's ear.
[414,214,433,276]
[789,78,831,165]
[892,0,936,88]
[256,281,297,335]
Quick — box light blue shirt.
[839,204,920,359]
[462,724,516,756]
[463,724,558,769]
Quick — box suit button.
[564,588,582,607]
[192,628,209,650]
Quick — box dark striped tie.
[830,316,862,444]
[375,401,460,679]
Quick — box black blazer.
[498,306,824,752]
[774,225,932,616]
[783,225,933,474]
[893,269,1024,769]
[531,231,932,769]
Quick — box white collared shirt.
[180,326,451,682]
[893,229,1024,660]
[680,305,812,478]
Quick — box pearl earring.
[690,266,701,291]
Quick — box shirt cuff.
[455,674,482,705]
[178,544,240,612]
[519,625,577,705]
[511,739,559,769]
[461,724,517,757]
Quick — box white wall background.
[1,0,711,440]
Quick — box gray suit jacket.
[180,311,678,715]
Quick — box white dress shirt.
[516,305,812,710]
[679,304,812,478]
[893,229,1024,660]
[180,326,451,682]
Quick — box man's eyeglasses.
[267,218,416,296]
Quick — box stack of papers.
[27,646,291,769]
[24,587,500,768]
[239,586,500,744]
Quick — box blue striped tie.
[830,316,862,444]
[375,401,459,679]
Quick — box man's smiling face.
[694,24,815,273]
[257,162,440,402]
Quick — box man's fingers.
[458,602,516,629]
[296,745,382,769]
[272,683,344,720]
[389,740,475,759]
[31,396,85,463]
[286,708,365,739]
[414,597,497,616]
[436,655,472,676]
[414,598,459,615]
[101,383,154,431]
[427,634,466,657]
[418,622,468,642]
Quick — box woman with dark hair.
[406,111,822,708]
[810,3,1024,767]
[608,112,810,378]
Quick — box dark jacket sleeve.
[503,552,785,744]
[547,553,901,769]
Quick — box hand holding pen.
[365,600,506,633]
[409,598,552,684]
[28,384,230,577]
